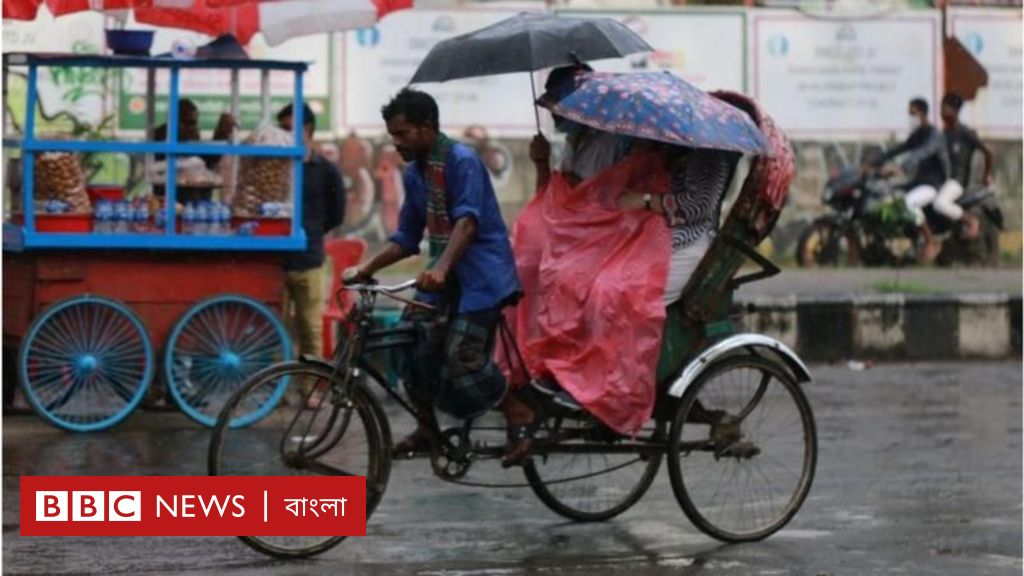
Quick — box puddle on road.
[774,529,833,539]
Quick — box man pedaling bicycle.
[342,88,537,467]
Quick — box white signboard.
[751,11,940,139]
[3,11,108,126]
[950,8,1023,139]
[338,6,542,136]
[556,10,746,92]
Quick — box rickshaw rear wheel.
[667,355,816,542]
[524,418,662,522]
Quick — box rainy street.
[2,361,1020,575]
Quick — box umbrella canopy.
[539,70,769,155]
[410,12,651,84]
[3,0,411,47]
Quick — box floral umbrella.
[539,70,769,155]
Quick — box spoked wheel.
[524,416,662,522]
[209,361,391,559]
[19,295,154,432]
[667,355,816,542]
[166,295,291,428]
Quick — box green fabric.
[424,133,455,264]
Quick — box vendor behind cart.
[152,98,236,204]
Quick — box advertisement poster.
[751,11,940,139]
[338,5,542,136]
[949,8,1023,139]
[555,9,746,92]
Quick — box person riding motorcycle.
[938,91,996,241]
[870,97,951,261]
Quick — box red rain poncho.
[502,148,672,435]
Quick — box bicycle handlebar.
[344,279,418,294]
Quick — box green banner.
[118,94,331,133]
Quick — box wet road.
[3,362,1021,575]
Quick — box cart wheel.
[19,295,153,432]
[524,417,662,522]
[667,355,817,542]
[165,295,291,428]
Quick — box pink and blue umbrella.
[539,70,769,155]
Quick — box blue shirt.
[389,140,521,314]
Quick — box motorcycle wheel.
[936,209,1002,267]
[796,220,860,267]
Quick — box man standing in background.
[277,103,346,406]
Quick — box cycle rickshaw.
[207,92,817,559]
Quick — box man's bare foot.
[501,392,537,467]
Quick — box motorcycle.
[796,165,1003,267]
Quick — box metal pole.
[145,67,156,196]
[260,69,271,125]
[166,66,179,237]
[23,64,38,235]
[529,71,541,134]
[292,69,304,244]
[228,68,240,203]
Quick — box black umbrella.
[410,12,652,131]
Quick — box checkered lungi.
[401,305,508,420]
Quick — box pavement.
[3,362,1021,575]
[734,268,1021,298]
[726,269,1023,361]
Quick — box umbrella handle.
[529,71,541,134]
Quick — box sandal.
[392,427,434,459]
[502,412,539,468]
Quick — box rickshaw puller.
[344,89,536,467]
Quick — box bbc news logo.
[36,491,141,522]
[21,476,366,537]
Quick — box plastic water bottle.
[114,201,131,234]
[194,202,210,236]
[236,221,257,236]
[45,199,68,214]
[93,201,112,234]
[182,203,196,235]
[133,203,150,234]
[207,203,222,235]
[154,207,166,231]
[219,204,233,235]
[206,203,220,235]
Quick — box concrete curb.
[734,293,1023,362]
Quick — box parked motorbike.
[796,166,1003,267]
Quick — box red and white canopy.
[3,0,412,46]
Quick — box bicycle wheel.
[166,295,291,428]
[19,295,153,432]
[209,361,391,559]
[524,417,662,522]
[667,355,816,542]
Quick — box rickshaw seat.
[656,92,793,386]
[670,92,795,336]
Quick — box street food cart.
[3,52,311,432]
